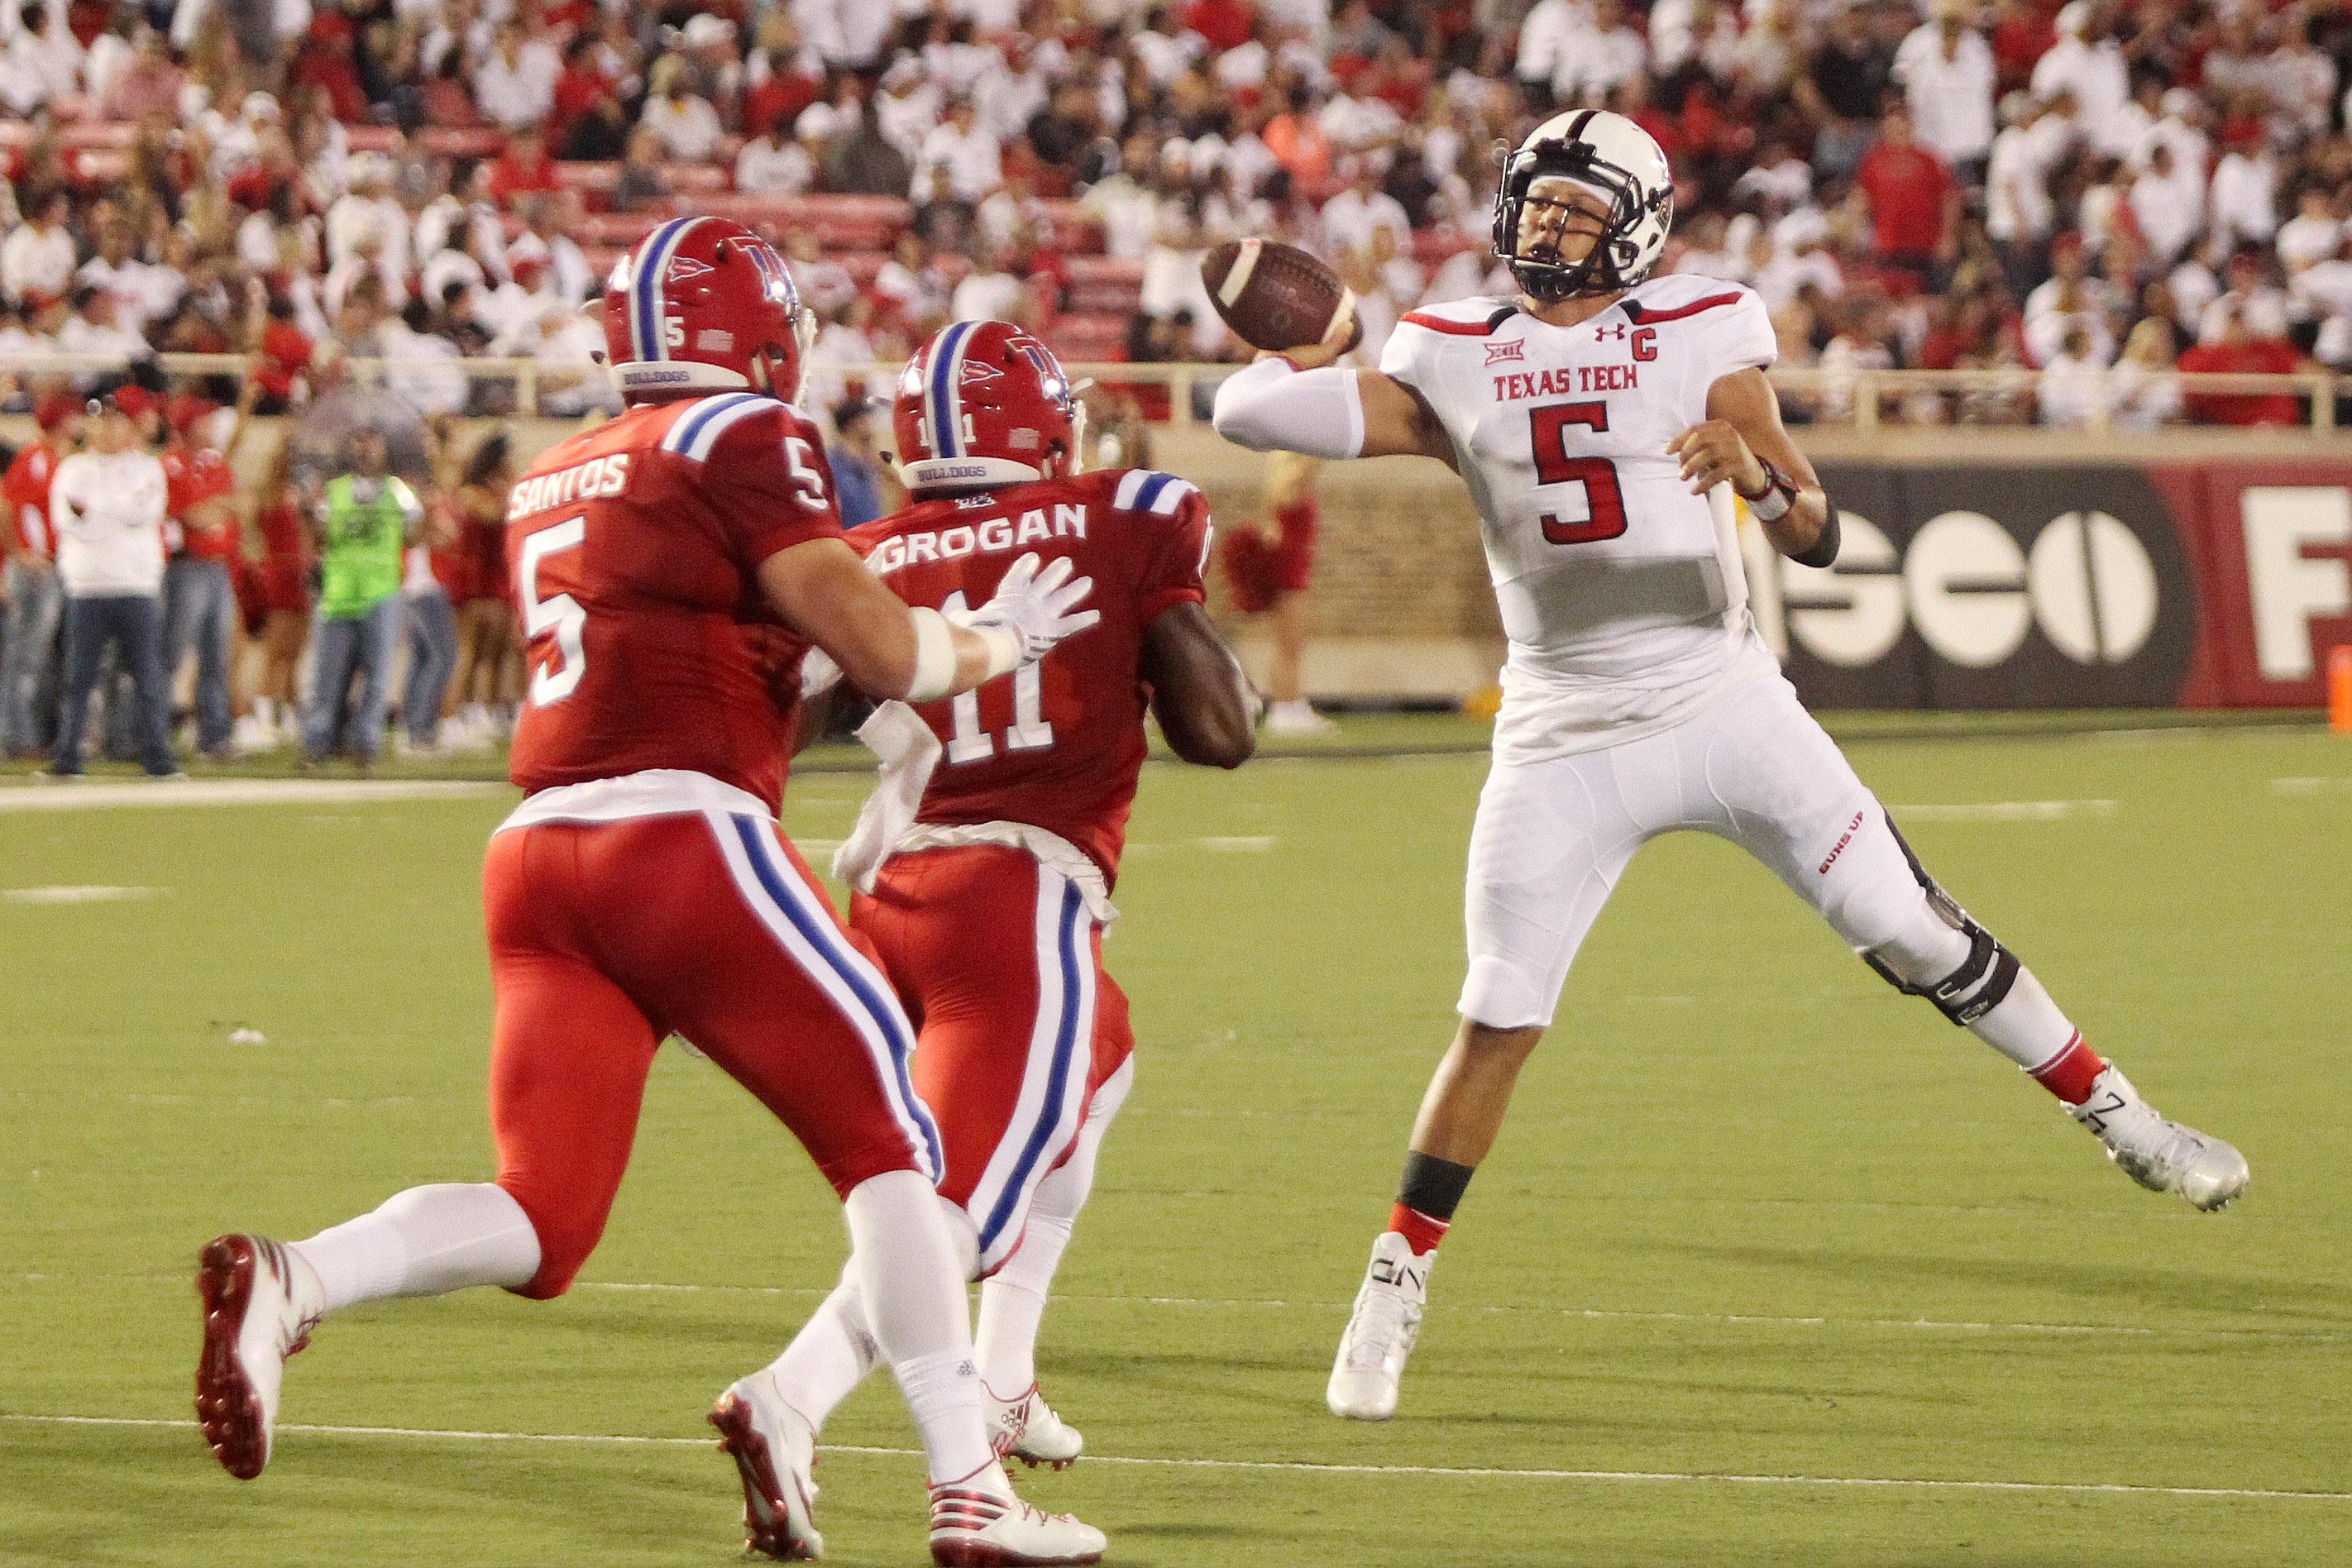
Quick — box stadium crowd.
[2,0,2351,433]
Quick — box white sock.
[975,1279,1049,1396]
[292,1183,541,1314]
[893,1349,1004,1494]
[763,1269,882,1429]
[844,1170,1000,1489]
[977,1197,1074,1394]
[977,1064,1125,1394]
[1963,964,2080,1072]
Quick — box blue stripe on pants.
[978,878,1088,1251]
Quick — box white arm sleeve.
[1210,357,1365,459]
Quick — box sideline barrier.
[8,356,2352,429]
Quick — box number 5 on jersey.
[1529,401,1628,545]
[520,518,588,705]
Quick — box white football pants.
[1461,671,1972,1030]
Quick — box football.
[1202,239,1363,354]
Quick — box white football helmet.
[1491,109,1674,302]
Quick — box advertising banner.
[2170,461,2352,707]
[1741,458,2352,709]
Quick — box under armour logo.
[1594,323,1627,342]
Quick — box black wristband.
[1790,503,1841,569]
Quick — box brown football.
[1201,239,1361,353]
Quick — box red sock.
[2028,1033,2106,1105]
[1389,1203,1449,1256]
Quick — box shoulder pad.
[1109,469,1202,518]
[1623,275,1754,324]
[655,392,786,465]
[1397,297,1520,337]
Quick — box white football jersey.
[1382,273,1782,759]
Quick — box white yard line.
[2,885,163,903]
[1884,801,2116,822]
[6,1414,2342,1501]
[0,780,509,811]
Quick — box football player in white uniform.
[1212,110,2249,1424]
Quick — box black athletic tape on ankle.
[1398,1152,1475,1220]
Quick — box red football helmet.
[892,320,1083,491]
[601,217,807,402]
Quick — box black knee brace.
[1861,817,2023,1027]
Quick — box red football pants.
[484,810,941,1298]
[851,844,1134,1274]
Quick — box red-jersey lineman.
[191,220,1107,1567]
[736,322,1256,1506]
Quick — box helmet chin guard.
[1492,109,1674,303]
[900,452,1053,489]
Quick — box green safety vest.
[316,474,418,619]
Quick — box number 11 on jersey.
[940,590,1054,764]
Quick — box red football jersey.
[163,444,241,562]
[848,467,1212,882]
[507,392,844,814]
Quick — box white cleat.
[1264,700,1339,736]
[986,1382,1084,1470]
[194,1234,323,1479]
[928,1481,1105,1567]
[2068,1066,2249,1212]
[709,1374,824,1561]
[1327,1231,1431,1421]
[229,715,280,756]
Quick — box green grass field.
[2,715,2348,1566]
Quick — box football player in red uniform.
[729,322,1256,1511]
[192,221,1107,1567]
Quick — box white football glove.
[959,552,1100,672]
